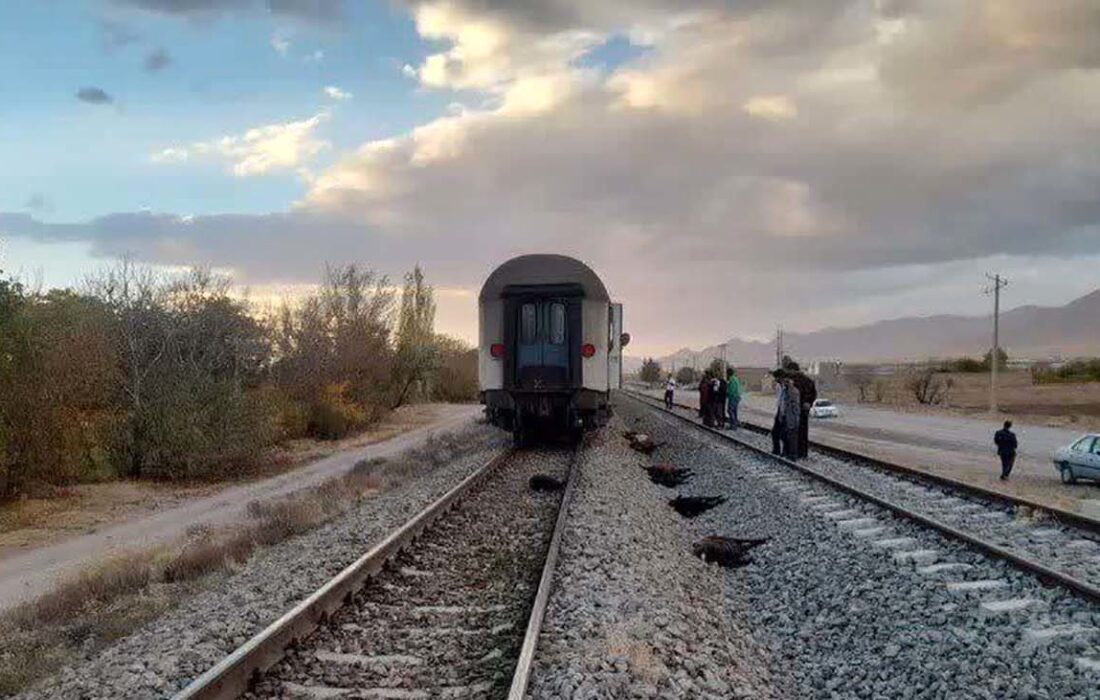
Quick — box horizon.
[4,2,1100,357]
[639,286,1100,360]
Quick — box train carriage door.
[516,301,541,371]
[515,299,570,390]
[609,303,623,390]
[543,301,569,372]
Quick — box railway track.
[616,395,1100,697]
[173,445,579,700]
[624,389,1100,603]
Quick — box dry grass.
[12,550,158,629]
[0,426,482,695]
[825,370,1100,430]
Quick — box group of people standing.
[770,360,817,461]
[696,368,742,430]
[663,358,815,459]
[663,368,742,430]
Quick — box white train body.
[478,255,624,440]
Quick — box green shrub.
[308,383,369,440]
[1033,359,1100,384]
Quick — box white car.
[810,399,839,418]
[1053,434,1100,484]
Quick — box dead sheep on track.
[668,495,727,518]
[692,535,769,568]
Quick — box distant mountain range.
[635,289,1100,369]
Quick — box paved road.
[0,404,482,612]
[639,386,1100,516]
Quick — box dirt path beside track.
[0,404,481,612]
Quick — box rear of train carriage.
[478,255,628,442]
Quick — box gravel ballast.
[634,392,1100,593]
[529,420,778,699]
[17,424,507,700]
[619,397,1100,699]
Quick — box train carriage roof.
[479,254,610,302]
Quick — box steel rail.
[507,441,581,700]
[622,391,1100,605]
[173,447,516,700]
[628,388,1100,534]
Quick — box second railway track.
[624,390,1100,602]
[176,445,579,700]
[615,394,1100,698]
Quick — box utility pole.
[775,325,784,369]
[984,273,1008,414]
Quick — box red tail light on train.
[490,343,505,359]
[581,343,596,358]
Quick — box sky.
[1,0,1099,356]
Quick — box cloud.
[271,33,291,56]
[76,87,114,104]
[13,0,1100,353]
[266,0,342,22]
[144,47,173,72]
[111,0,342,22]
[743,95,797,121]
[323,85,352,101]
[877,0,1100,106]
[152,112,331,176]
[150,147,189,164]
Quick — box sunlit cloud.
[323,85,352,101]
[152,113,331,177]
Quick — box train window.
[520,303,538,344]
[549,303,566,345]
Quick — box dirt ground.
[824,370,1100,431]
[0,403,453,554]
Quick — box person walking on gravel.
[995,420,1018,480]
[726,367,741,430]
[664,375,676,409]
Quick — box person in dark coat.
[784,360,817,459]
[770,370,787,455]
[994,420,1018,480]
[780,378,801,459]
[699,375,713,427]
[714,375,728,429]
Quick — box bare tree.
[906,369,954,405]
[848,368,875,403]
[391,265,437,409]
[86,261,175,477]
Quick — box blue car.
[1053,434,1100,484]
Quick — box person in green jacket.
[726,368,741,430]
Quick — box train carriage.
[479,254,627,443]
